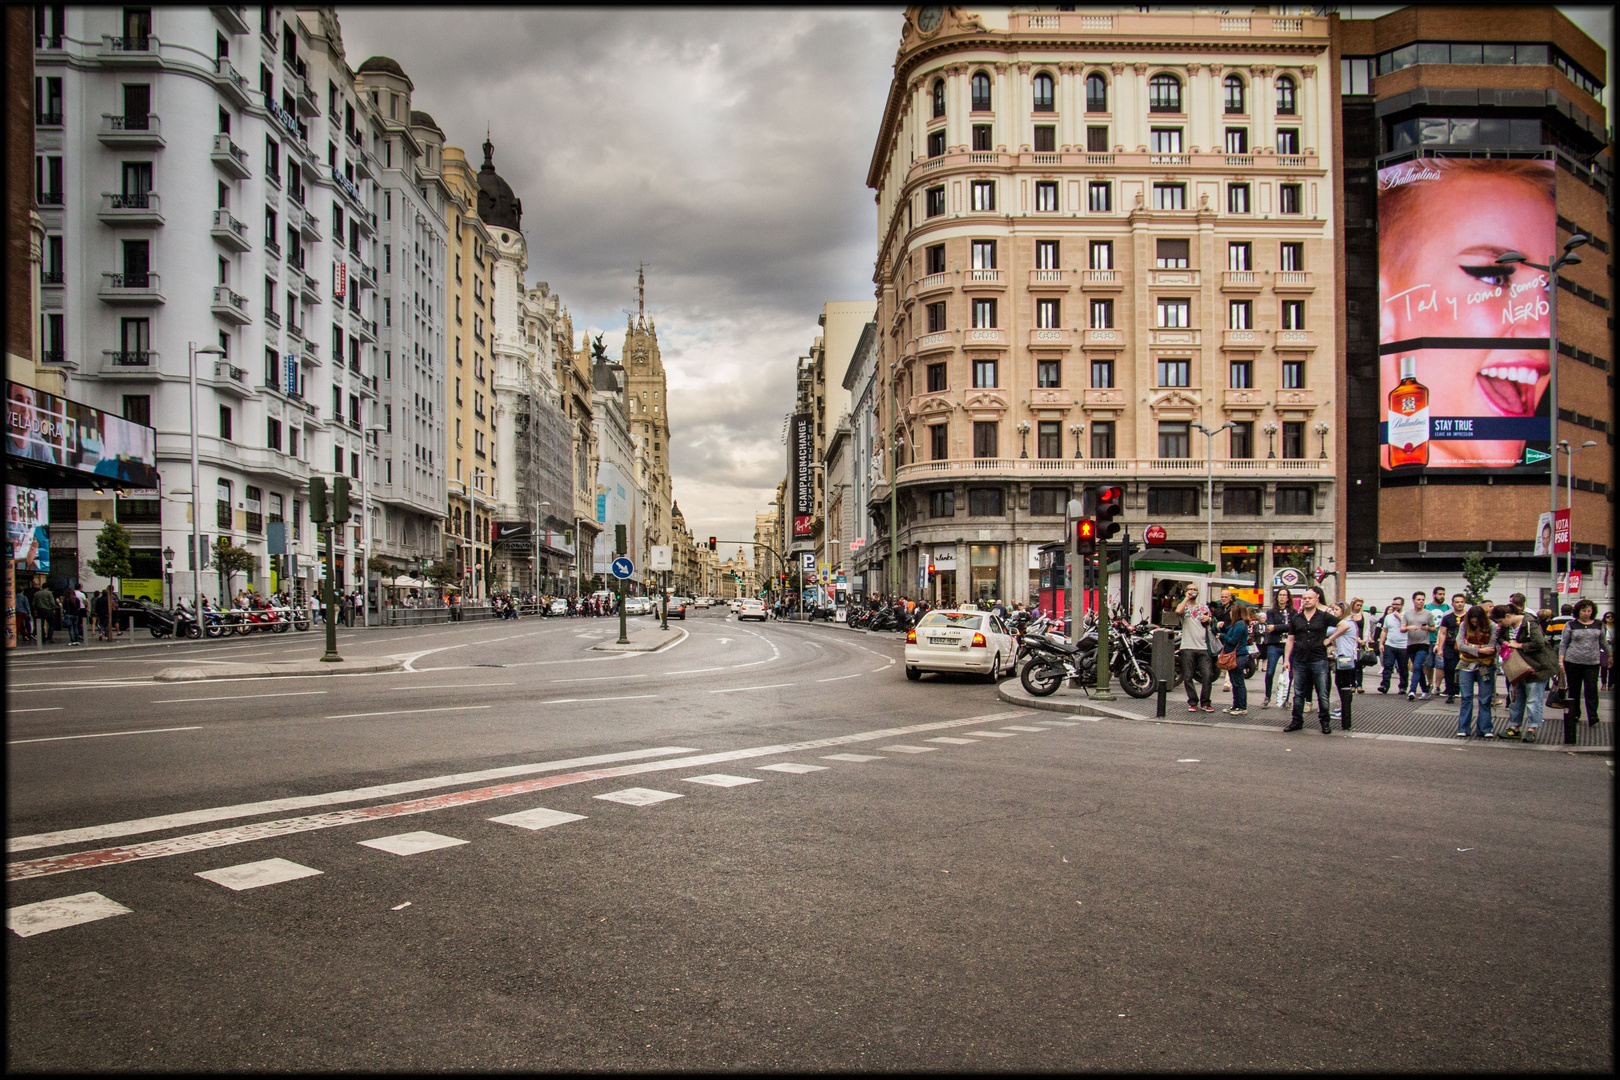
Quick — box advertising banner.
[1552,507,1571,554]
[6,486,50,572]
[1376,158,1555,473]
[791,413,814,540]
[6,381,160,488]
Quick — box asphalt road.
[6,610,1613,1070]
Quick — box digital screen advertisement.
[1376,157,1555,472]
[791,413,814,540]
[6,381,161,488]
[6,485,50,572]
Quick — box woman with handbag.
[1219,603,1254,715]
[1322,602,1358,730]
[1454,605,1499,738]
[1559,598,1606,738]
[1491,604,1560,742]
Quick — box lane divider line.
[710,684,794,694]
[540,695,659,705]
[10,726,202,746]
[324,705,492,720]
[153,690,330,705]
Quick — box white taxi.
[905,609,1016,682]
[738,598,767,622]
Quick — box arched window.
[1032,71,1055,112]
[970,70,992,111]
[1085,71,1108,112]
[1275,75,1296,115]
[1223,73,1246,114]
[1148,73,1182,113]
[931,78,945,119]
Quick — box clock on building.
[917,6,943,33]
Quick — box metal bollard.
[1151,627,1177,718]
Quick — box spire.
[637,262,646,329]
[482,125,493,168]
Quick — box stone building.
[622,267,672,553]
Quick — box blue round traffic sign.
[611,557,634,579]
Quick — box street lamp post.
[1559,439,1599,592]
[187,342,226,611]
[1192,421,1236,565]
[1496,233,1587,595]
[1017,420,1031,459]
[1263,421,1278,459]
[1070,422,1085,459]
[1315,421,1330,460]
[163,546,174,610]
[361,424,385,627]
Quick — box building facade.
[622,269,672,554]
[867,7,1339,605]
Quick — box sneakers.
[1484,731,1496,739]
[1188,705,1200,713]
[1524,728,1540,742]
[1378,687,1389,694]
[1407,691,1416,701]
[1453,731,1469,738]
[1445,695,1457,705]
[1203,704,1216,712]
[1502,726,1521,740]
[1223,707,1247,715]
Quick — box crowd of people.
[15,578,127,646]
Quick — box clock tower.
[622,266,673,548]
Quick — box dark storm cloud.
[338,7,899,552]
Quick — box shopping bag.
[1271,666,1292,709]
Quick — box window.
[1152,183,1186,210]
[351,452,360,478]
[1224,74,1246,114]
[970,70,992,111]
[930,489,955,517]
[1229,360,1253,389]
[1278,184,1301,214]
[926,185,945,217]
[1157,299,1190,328]
[119,317,150,362]
[1147,487,1198,515]
[1223,486,1261,514]
[1157,359,1190,387]
[968,488,1004,515]
[1037,421,1061,459]
[1089,298,1114,329]
[1282,421,1305,459]
[1037,358,1061,387]
[924,244,946,275]
[1150,127,1183,154]
[972,422,998,459]
[931,78,945,118]
[926,301,947,333]
[972,357,997,387]
[1228,242,1252,271]
[1282,360,1306,388]
[1279,242,1303,272]
[925,362,948,393]
[970,181,995,211]
[217,479,233,531]
[1088,240,1112,269]
[1034,181,1058,212]
[121,394,150,426]
[1275,75,1296,115]
[1276,486,1314,514]
[1090,357,1114,388]
[1341,56,1373,96]
[42,312,64,362]
[35,154,62,203]
[1230,423,1254,460]
[1228,300,1253,329]
[1087,182,1111,212]
[971,298,997,329]
[1033,72,1054,112]
[1227,184,1250,213]
[930,424,949,461]
[289,427,299,459]
[1091,421,1116,459]
[35,75,63,124]
[1155,238,1189,268]
[1148,73,1182,112]
[267,417,282,450]
[1035,298,1061,330]
[927,129,945,158]
[971,124,993,151]
[1225,127,1248,153]
[1035,239,1059,270]
[1085,72,1107,112]
[1276,128,1299,155]
[219,405,233,442]
[1281,300,1306,329]
[1033,125,1056,153]
[970,239,996,269]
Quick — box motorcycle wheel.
[1020,659,1064,697]
[150,624,166,638]
[294,620,311,632]
[205,622,225,638]
[1119,658,1156,698]
[272,620,290,633]
[184,622,202,639]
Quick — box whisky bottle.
[1387,355,1429,467]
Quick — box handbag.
[1501,646,1534,686]
[1216,648,1238,671]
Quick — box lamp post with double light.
[1070,422,1085,459]
[163,545,174,610]
[1496,232,1588,592]
[361,423,385,626]
[1192,420,1236,565]
[187,342,226,610]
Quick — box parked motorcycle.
[1019,617,1156,698]
[145,603,202,639]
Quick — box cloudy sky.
[339,6,1612,563]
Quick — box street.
[6,609,1613,1070]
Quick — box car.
[737,598,767,621]
[667,597,688,620]
[904,609,1016,682]
[549,598,569,616]
[729,599,742,614]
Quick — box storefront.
[968,544,1000,604]
[1220,544,1263,606]
[931,546,957,606]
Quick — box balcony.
[911,330,955,357]
[894,455,1331,487]
[1221,271,1263,293]
[1083,328,1124,349]
[294,202,322,241]
[95,349,160,378]
[1222,329,1262,350]
[358,374,379,398]
[913,271,952,300]
[355,317,377,343]
[298,270,321,304]
[1274,387,1321,413]
[1223,388,1267,412]
[1081,269,1122,290]
[285,319,303,342]
[962,269,1005,290]
[1028,269,1070,291]
[212,57,252,107]
[35,109,63,127]
[1150,328,1200,348]
[354,149,376,181]
[263,235,281,260]
[962,328,1008,349]
[1027,328,1073,350]
[98,112,164,146]
[1083,388,1128,411]
[1273,271,1315,293]
[266,98,304,144]
[353,259,376,287]
[1275,330,1317,351]
[301,340,320,364]
[1027,387,1075,411]
[97,34,160,65]
[212,6,250,34]
[346,125,363,148]
[212,360,252,397]
[99,191,164,226]
[1148,269,1199,288]
[297,79,320,117]
[211,285,252,324]
[211,209,251,252]
[211,133,251,178]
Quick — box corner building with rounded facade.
[867,7,1339,606]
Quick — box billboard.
[6,486,49,572]
[1376,158,1555,472]
[791,413,814,540]
[7,381,160,487]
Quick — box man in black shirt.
[1281,586,1338,733]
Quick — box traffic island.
[153,658,405,682]
[591,627,685,653]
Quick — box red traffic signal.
[708,536,717,551]
[1076,517,1097,555]
[1096,485,1124,540]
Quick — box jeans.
[1379,645,1409,693]
[1563,662,1601,725]
[1334,665,1356,728]
[1441,651,1459,697]
[65,613,82,644]
[1456,666,1496,736]
[1180,649,1214,707]
[1263,644,1286,702]
[1230,655,1248,710]
[1290,660,1332,728]
[1507,678,1547,734]
[1407,644,1431,694]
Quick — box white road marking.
[1036,720,1081,726]
[9,726,202,746]
[399,683,513,691]
[488,806,587,830]
[682,774,763,787]
[877,745,938,754]
[7,745,700,853]
[973,731,1018,738]
[324,705,492,719]
[594,788,683,806]
[8,707,63,714]
[7,892,132,937]
[1001,726,1049,732]
[550,674,648,683]
[755,763,828,774]
[540,694,659,704]
[666,667,725,675]
[821,753,886,762]
[153,690,330,704]
[710,683,793,694]
[357,831,469,856]
[925,737,980,745]
[196,857,322,891]
[816,673,862,683]
[1177,759,1201,763]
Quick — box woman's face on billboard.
[1380,168,1555,467]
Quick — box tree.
[424,559,458,588]
[86,520,133,586]
[1461,550,1498,606]
[213,538,256,595]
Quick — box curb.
[591,628,686,653]
[153,658,405,682]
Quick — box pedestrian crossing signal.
[1076,518,1097,556]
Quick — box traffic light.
[708,536,717,551]
[1076,517,1097,556]
[331,475,351,524]
[615,523,627,555]
[308,476,329,523]
[1096,485,1124,541]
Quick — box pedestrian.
[1454,604,1499,738]
[340,590,355,627]
[1175,583,1215,713]
[1326,601,1358,731]
[107,586,123,637]
[62,584,84,646]
[1492,603,1559,742]
[1434,592,1468,703]
[31,582,59,645]
[1559,598,1606,738]
[1282,586,1337,734]
[1376,596,1409,694]
[1601,611,1615,691]
[16,585,32,644]
[1345,597,1372,692]
[1402,590,1436,700]
[1219,602,1254,716]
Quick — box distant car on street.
[905,609,1016,682]
[738,598,767,622]
[549,598,569,616]
[729,599,742,614]
[624,596,653,616]
[667,597,688,620]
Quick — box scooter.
[147,603,202,639]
